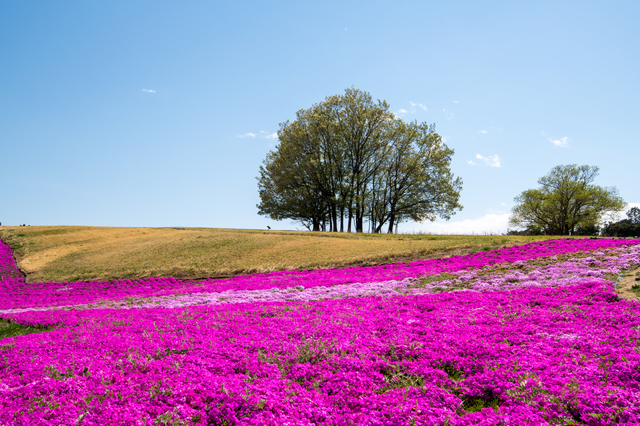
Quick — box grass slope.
[0,319,54,339]
[0,226,559,283]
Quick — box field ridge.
[0,226,558,283]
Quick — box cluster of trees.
[508,165,626,236]
[602,207,640,237]
[256,89,629,237]
[257,88,463,233]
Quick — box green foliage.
[0,318,55,339]
[573,222,601,236]
[461,393,501,414]
[376,368,426,394]
[410,272,458,289]
[6,241,23,251]
[45,364,75,380]
[608,220,640,237]
[257,87,463,233]
[509,165,625,235]
[506,227,543,236]
[470,246,493,254]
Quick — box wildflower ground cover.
[1,238,640,425]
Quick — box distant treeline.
[602,207,640,237]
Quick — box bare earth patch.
[616,266,640,300]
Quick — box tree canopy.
[508,164,625,235]
[257,88,463,233]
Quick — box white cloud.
[241,131,278,140]
[467,160,476,165]
[476,154,501,167]
[395,101,429,115]
[411,213,511,235]
[550,136,569,147]
[409,101,427,111]
[453,100,458,104]
[142,89,156,93]
[540,131,569,147]
[260,131,278,139]
[626,203,640,212]
[478,130,487,134]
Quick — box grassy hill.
[0,226,560,283]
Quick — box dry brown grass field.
[0,226,562,283]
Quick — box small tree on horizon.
[509,164,625,235]
[602,206,640,237]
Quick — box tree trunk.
[387,214,395,234]
[355,189,363,233]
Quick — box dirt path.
[616,266,640,300]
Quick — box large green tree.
[257,88,463,233]
[509,165,625,235]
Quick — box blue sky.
[1,1,638,233]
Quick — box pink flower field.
[1,238,640,425]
